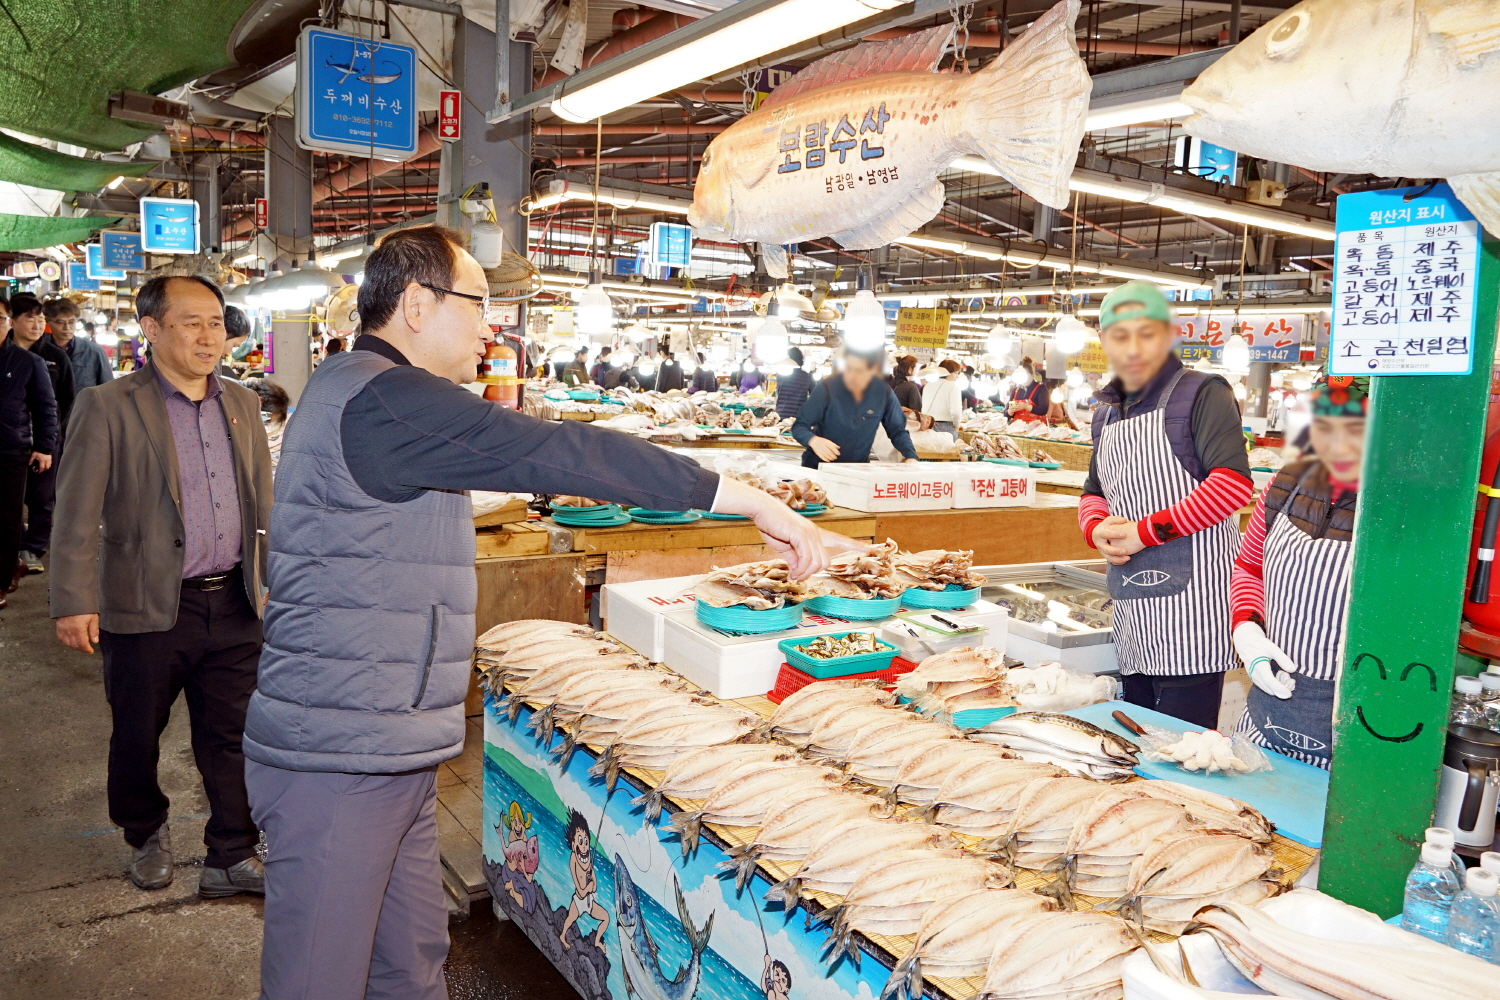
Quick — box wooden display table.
[1034,469,1088,496]
[662,436,800,450]
[875,493,1095,565]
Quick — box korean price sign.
[1330,183,1478,376]
[100,230,143,271]
[296,28,418,161]
[66,261,100,292]
[139,197,199,254]
[1074,338,1107,374]
[1175,314,1305,363]
[647,222,693,269]
[895,308,949,350]
[85,243,126,281]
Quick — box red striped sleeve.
[1230,492,1270,628]
[1079,493,1111,549]
[1136,468,1253,547]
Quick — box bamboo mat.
[499,684,1314,1000]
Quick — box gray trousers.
[246,760,449,1000]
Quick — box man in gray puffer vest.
[243,225,854,1000]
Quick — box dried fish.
[970,712,1139,781]
[1128,780,1275,845]
[668,764,847,855]
[631,744,799,822]
[992,776,1112,869]
[890,740,1017,806]
[804,705,913,758]
[809,539,905,599]
[892,548,987,591]
[895,646,1012,715]
[769,819,958,909]
[693,559,812,609]
[532,669,687,746]
[719,790,885,888]
[766,681,895,744]
[1053,791,1197,904]
[928,761,1067,832]
[981,910,1138,1000]
[882,889,1058,1000]
[821,851,1015,966]
[475,619,595,653]
[590,705,762,790]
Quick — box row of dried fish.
[693,559,812,610]
[895,645,1013,715]
[893,548,988,591]
[765,477,827,510]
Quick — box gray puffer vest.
[244,351,477,773]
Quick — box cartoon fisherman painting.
[559,809,610,949]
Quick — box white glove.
[1233,621,1298,700]
[1158,729,1251,773]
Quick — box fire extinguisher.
[481,330,521,409]
[1464,427,1500,634]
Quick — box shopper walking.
[775,347,814,420]
[1078,281,1251,729]
[46,298,112,390]
[793,346,919,468]
[588,345,612,386]
[50,275,273,896]
[887,355,923,413]
[0,298,56,608]
[688,352,718,393]
[10,293,73,575]
[242,225,848,1000]
[1229,377,1365,768]
[920,360,965,437]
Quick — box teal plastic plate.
[796,504,829,517]
[803,593,903,620]
[901,584,982,610]
[552,511,632,528]
[984,457,1031,467]
[1029,461,1062,470]
[696,602,803,634]
[700,511,750,521]
[627,508,703,525]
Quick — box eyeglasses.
[418,283,490,317]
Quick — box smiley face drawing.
[1348,652,1436,743]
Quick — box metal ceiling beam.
[1114,11,1231,43]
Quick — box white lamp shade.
[755,316,789,362]
[841,289,886,351]
[1223,333,1251,373]
[1053,315,1089,355]
[576,283,615,336]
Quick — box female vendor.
[1230,376,1365,769]
[1007,356,1051,420]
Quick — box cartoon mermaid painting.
[497,800,540,913]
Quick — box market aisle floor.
[0,572,572,1000]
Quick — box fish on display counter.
[1181,0,1500,234]
[687,0,1090,277]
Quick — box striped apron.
[1095,368,1239,678]
[1238,477,1351,769]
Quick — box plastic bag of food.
[1137,724,1273,775]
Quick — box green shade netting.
[0,213,121,251]
[0,132,153,191]
[0,1,257,151]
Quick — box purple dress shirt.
[155,365,242,578]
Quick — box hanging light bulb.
[636,358,657,377]
[770,282,815,319]
[987,323,1013,358]
[1053,315,1089,355]
[1223,333,1251,373]
[289,259,345,305]
[575,283,616,336]
[1065,367,1084,388]
[755,315,789,363]
[841,289,886,351]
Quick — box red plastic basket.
[766,657,922,703]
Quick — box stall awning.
[0,133,152,192]
[0,213,121,252]
[0,1,257,150]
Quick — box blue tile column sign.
[296,27,418,161]
[100,231,144,271]
[139,198,200,254]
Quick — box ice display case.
[974,560,1117,673]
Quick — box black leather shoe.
[199,856,265,898]
[128,825,173,890]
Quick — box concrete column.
[191,159,221,252]
[1247,360,1271,418]
[264,115,314,403]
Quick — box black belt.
[182,565,241,592]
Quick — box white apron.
[1094,368,1239,677]
[1238,477,1352,768]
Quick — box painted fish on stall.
[1181,0,1500,234]
[614,859,715,1000]
[687,0,1090,277]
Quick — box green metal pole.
[1320,236,1500,914]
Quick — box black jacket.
[0,339,57,456]
[25,336,74,440]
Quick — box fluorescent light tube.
[549,0,906,123]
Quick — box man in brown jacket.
[50,275,273,896]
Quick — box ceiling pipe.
[535,123,729,135]
[536,13,696,88]
[548,154,701,166]
[865,28,1209,55]
[170,125,264,145]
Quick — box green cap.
[1098,280,1172,331]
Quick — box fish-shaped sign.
[688,0,1090,277]
[1182,0,1500,235]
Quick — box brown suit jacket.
[49,364,273,634]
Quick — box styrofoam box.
[946,462,1036,509]
[600,574,699,661]
[1006,630,1119,674]
[661,608,875,698]
[816,462,954,512]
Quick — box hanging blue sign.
[66,261,100,291]
[84,243,126,281]
[296,27,418,161]
[101,230,144,271]
[647,222,693,269]
[1329,183,1479,377]
[139,197,200,254]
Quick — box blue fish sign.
[85,243,126,281]
[100,230,144,271]
[139,197,199,254]
[66,261,100,291]
[297,27,418,161]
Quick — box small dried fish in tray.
[792,632,886,659]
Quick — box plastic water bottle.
[1426,827,1467,872]
[1452,675,1487,727]
[1483,851,1500,876]
[1481,673,1500,730]
[1402,840,1463,941]
[1447,867,1500,963]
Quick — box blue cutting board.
[1063,700,1329,848]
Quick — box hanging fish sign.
[689,0,1091,277]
